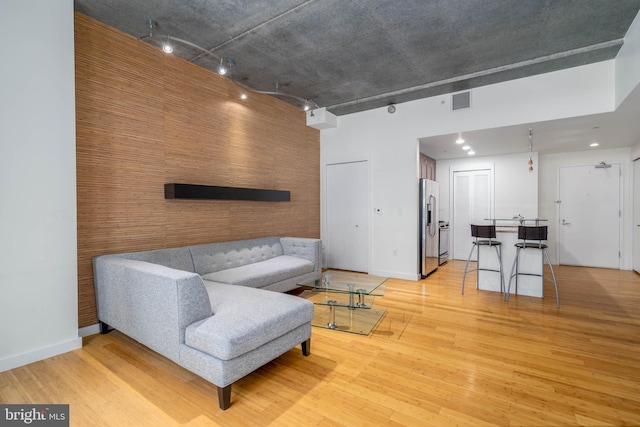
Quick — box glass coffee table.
[298,270,387,335]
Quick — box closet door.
[325,161,369,272]
[452,170,491,260]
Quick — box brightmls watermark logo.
[1,405,68,426]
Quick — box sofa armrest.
[280,237,322,273]
[93,255,212,363]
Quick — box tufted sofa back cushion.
[189,237,283,276]
[120,247,196,273]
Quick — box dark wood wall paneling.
[420,154,436,180]
[75,13,320,327]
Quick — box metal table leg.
[327,300,337,329]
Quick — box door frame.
[633,158,640,274]
[323,155,372,273]
[555,161,623,269]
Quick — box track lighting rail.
[142,19,318,111]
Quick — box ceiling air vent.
[452,91,471,110]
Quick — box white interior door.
[452,169,491,260]
[558,163,620,268]
[634,159,640,274]
[326,161,369,272]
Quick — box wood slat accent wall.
[75,13,320,328]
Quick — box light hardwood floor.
[2,261,639,426]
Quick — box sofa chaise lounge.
[93,236,321,409]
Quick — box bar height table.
[475,218,548,298]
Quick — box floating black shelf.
[164,183,290,202]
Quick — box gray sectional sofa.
[93,236,321,410]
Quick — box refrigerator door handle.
[428,194,437,237]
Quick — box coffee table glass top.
[310,304,386,335]
[312,270,388,295]
[298,270,388,335]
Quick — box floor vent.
[452,91,471,110]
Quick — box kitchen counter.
[496,226,517,233]
[485,218,548,226]
[476,221,545,298]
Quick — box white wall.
[437,152,539,223]
[322,61,616,280]
[0,0,80,372]
[616,11,640,108]
[539,148,632,269]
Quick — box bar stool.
[462,224,505,294]
[505,226,559,307]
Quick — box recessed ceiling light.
[590,142,599,147]
[468,150,475,155]
[462,145,470,150]
[456,138,465,144]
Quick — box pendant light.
[528,128,534,172]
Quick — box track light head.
[218,58,227,75]
[218,58,234,76]
[302,98,318,112]
[162,35,173,53]
[146,18,156,38]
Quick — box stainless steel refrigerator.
[419,178,439,277]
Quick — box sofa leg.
[301,338,311,356]
[217,385,232,410]
[99,321,111,335]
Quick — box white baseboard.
[369,269,420,281]
[79,324,100,337]
[0,337,82,373]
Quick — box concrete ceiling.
[74,0,640,159]
[74,1,640,115]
